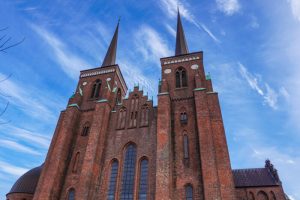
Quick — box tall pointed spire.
[101,19,119,67]
[175,9,189,56]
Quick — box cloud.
[0,73,60,122]
[0,139,41,155]
[288,0,300,21]
[0,125,51,148]
[159,0,220,43]
[0,161,28,177]
[216,0,241,15]
[31,24,91,79]
[165,24,176,38]
[134,25,172,64]
[238,63,288,110]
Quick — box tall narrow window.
[185,185,193,200]
[180,112,188,124]
[183,134,189,159]
[130,95,139,127]
[108,160,119,200]
[120,144,137,200]
[72,152,80,173]
[81,123,90,136]
[175,67,187,88]
[138,159,149,200]
[68,188,75,200]
[118,107,126,129]
[90,79,101,98]
[141,105,149,127]
[116,88,122,104]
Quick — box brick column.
[207,92,237,200]
[155,92,172,200]
[76,100,111,199]
[194,88,222,200]
[33,105,80,200]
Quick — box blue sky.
[0,0,300,199]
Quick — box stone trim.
[163,56,200,65]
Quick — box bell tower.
[33,20,128,200]
[156,10,237,200]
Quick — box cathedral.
[6,11,287,200]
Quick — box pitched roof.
[232,168,280,188]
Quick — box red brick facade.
[6,14,287,200]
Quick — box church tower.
[33,21,129,200]
[155,10,237,200]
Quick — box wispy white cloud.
[0,139,41,155]
[134,25,172,64]
[0,161,28,177]
[238,63,287,110]
[165,24,176,38]
[216,0,241,16]
[0,73,60,122]
[288,0,300,21]
[31,24,91,79]
[159,0,220,43]
[0,125,51,148]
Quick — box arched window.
[67,188,75,200]
[180,112,188,124]
[140,105,150,127]
[130,95,139,128]
[138,159,149,200]
[270,191,276,200]
[257,191,269,200]
[72,152,80,173]
[249,192,255,200]
[116,88,122,104]
[81,123,90,136]
[108,160,119,200]
[185,184,193,200]
[176,67,187,88]
[183,134,189,159]
[118,107,127,129]
[90,79,101,98]
[120,144,137,200]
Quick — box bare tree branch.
[0,27,25,53]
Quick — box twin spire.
[101,10,189,67]
[101,20,119,67]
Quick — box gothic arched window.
[120,144,137,200]
[107,160,119,200]
[68,188,75,200]
[176,67,187,88]
[185,184,193,200]
[118,107,127,129]
[140,105,150,127]
[90,79,101,98]
[116,88,122,104]
[81,123,90,136]
[257,191,269,200]
[180,112,188,124]
[72,152,80,173]
[138,158,149,200]
[183,134,189,159]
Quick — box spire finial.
[175,8,189,56]
[101,19,119,67]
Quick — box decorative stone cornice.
[162,56,200,66]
